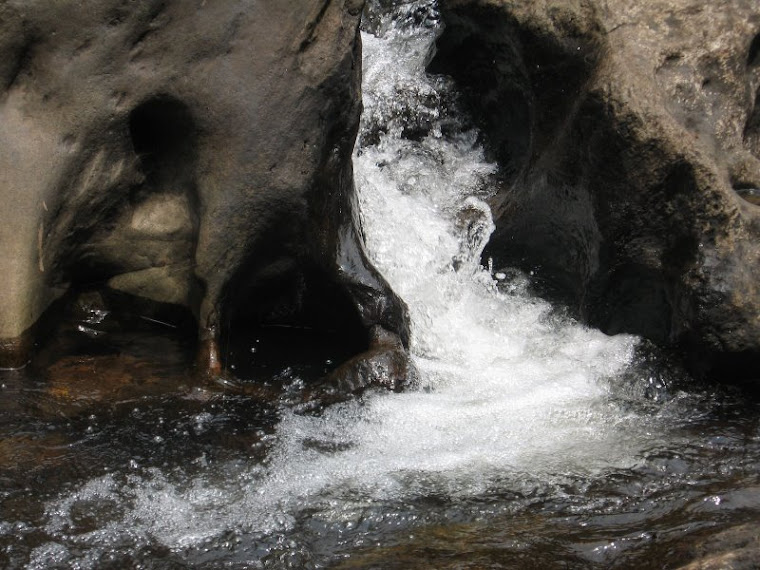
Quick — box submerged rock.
[433,0,760,384]
[0,0,411,379]
[676,523,760,570]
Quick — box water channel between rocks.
[1,2,760,569]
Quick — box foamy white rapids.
[38,2,667,561]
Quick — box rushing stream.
[1,2,760,569]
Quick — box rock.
[0,433,71,474]
[327,325,418,393]
[675,524,760,570]
[284,324,417,411]
[433,0,760,383]
[0,0,410,376]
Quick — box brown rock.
[676,524,760,570]
[328,325,418,393]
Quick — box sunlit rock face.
[0,0,409,372]
[433,0,760,384]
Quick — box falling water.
[6,2,760,569]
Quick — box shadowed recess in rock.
[748,32,760,67]
[129,95,198,191]
[218,237,369,380]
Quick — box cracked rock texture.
[0,0,410,372]
[433,0,760,384]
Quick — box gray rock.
[328,325,418,393]
[433,0,760,383]
[0,0,411,375]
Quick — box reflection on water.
[2,1,760,569]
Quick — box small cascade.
[17,3,758,569]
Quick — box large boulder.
[0,0,410,376]
[432,0,760,383]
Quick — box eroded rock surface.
[0,0,410,380]
[433,0,760,383]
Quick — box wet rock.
[327,325,417,393]
[0,433,71,473]
[676,524,760,570]
[0,0,410,376]
[41,354,179,416]
[433,0,760,384]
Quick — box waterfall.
[32,3,714,567]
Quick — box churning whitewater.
[34,2,683,566]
